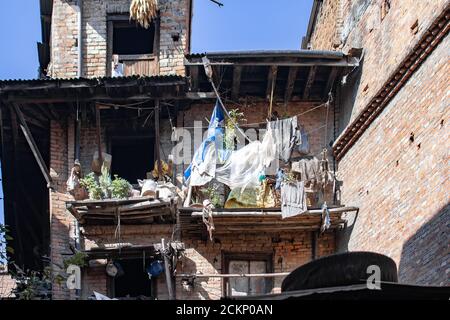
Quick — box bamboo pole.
[176,272,290,278]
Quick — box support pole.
[161,238,175,300]
[155,100,161,180]
[201,56,252,144]
[12,103,53,188]
[95,104,103,168]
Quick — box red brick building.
[303,0,449,286]
[0,0,448,300]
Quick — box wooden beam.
[266,66,278,100]
[189,65,199,91]
[231,65,243,100]
[185,58,359,67]
[284,66,298,106]
[175,272,290,278]
[311,231,318,260]
[323,67,338,98]
[12,103,52,187]
[155,100,161,180]
[303,66,317,100]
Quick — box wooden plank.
[189,206,358,217]
[155,100,161,180]
[303,66,317,100]
[67,196,156,207]
[266,66,278,100]
[189,66,199,91]
[185,59,359,67]
[175,272,290,278]
[106,20,113,77]
[118,54,156,61]
[12,103,52,187]
[284,66,298,106]
[323,67,338,98]
[231,65,243,100]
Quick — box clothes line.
[176,101,330,130]
[176,272,290,279]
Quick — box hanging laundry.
[215,125,276,190]
[280,181,308,219]
[290,126,311,158]
[291,156,321,187]
[320,202,331,233]
[202,199,215,241]
[184,101,225,186]
[275,168,286,190]
[269,116,298,163]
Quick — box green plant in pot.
[99,165,112,199]
[110,175,132,199]
[79,173,102,200]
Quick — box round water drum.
[281,251,398,292]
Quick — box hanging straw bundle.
[130,0,158,29]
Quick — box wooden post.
[311,231,318,260]
[12,103,53,188]
[95,104,103,166]
[161,238,175,300]
[155,100,161,180]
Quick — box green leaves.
[110,175,132,199]
[79,166,131,200]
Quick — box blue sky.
[0,0,313,226]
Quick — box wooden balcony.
[179,206,359,236]
[112,54,159,77]
[66,196,176,225]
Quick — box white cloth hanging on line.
[215,125,276,190]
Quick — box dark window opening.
[110,137,154,184]
[113,21,155,55]
[113,258,153,298]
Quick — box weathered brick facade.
[49,0,190,78]
[308,0,449,286]
[7,0,446,301]
[48,98,338,299]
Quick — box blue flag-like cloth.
[184,100,224,183]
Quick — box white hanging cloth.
[215,125,276,190]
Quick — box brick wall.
[78,225,335,300]
[49,0,190,78]
[309,0,449,286]
[336,33,449,286]
[0,272,16,298]
[177,231,335,300]
[49,119,78,299]
[309,0,344,50]
[80,224,173,299]
[311,0,448,125]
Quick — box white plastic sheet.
[215,126,276,190]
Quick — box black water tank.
[281,251,398,292]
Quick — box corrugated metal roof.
[186,50,345,60]
[0,75,187,89]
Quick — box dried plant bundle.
[130,0,158,29]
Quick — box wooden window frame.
[221,252,274,298]
[106,14,160,77]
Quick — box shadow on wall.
[398,202,449,286]
[335,208,359,253]
[336,54,365,135]
[177,254,222,300]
